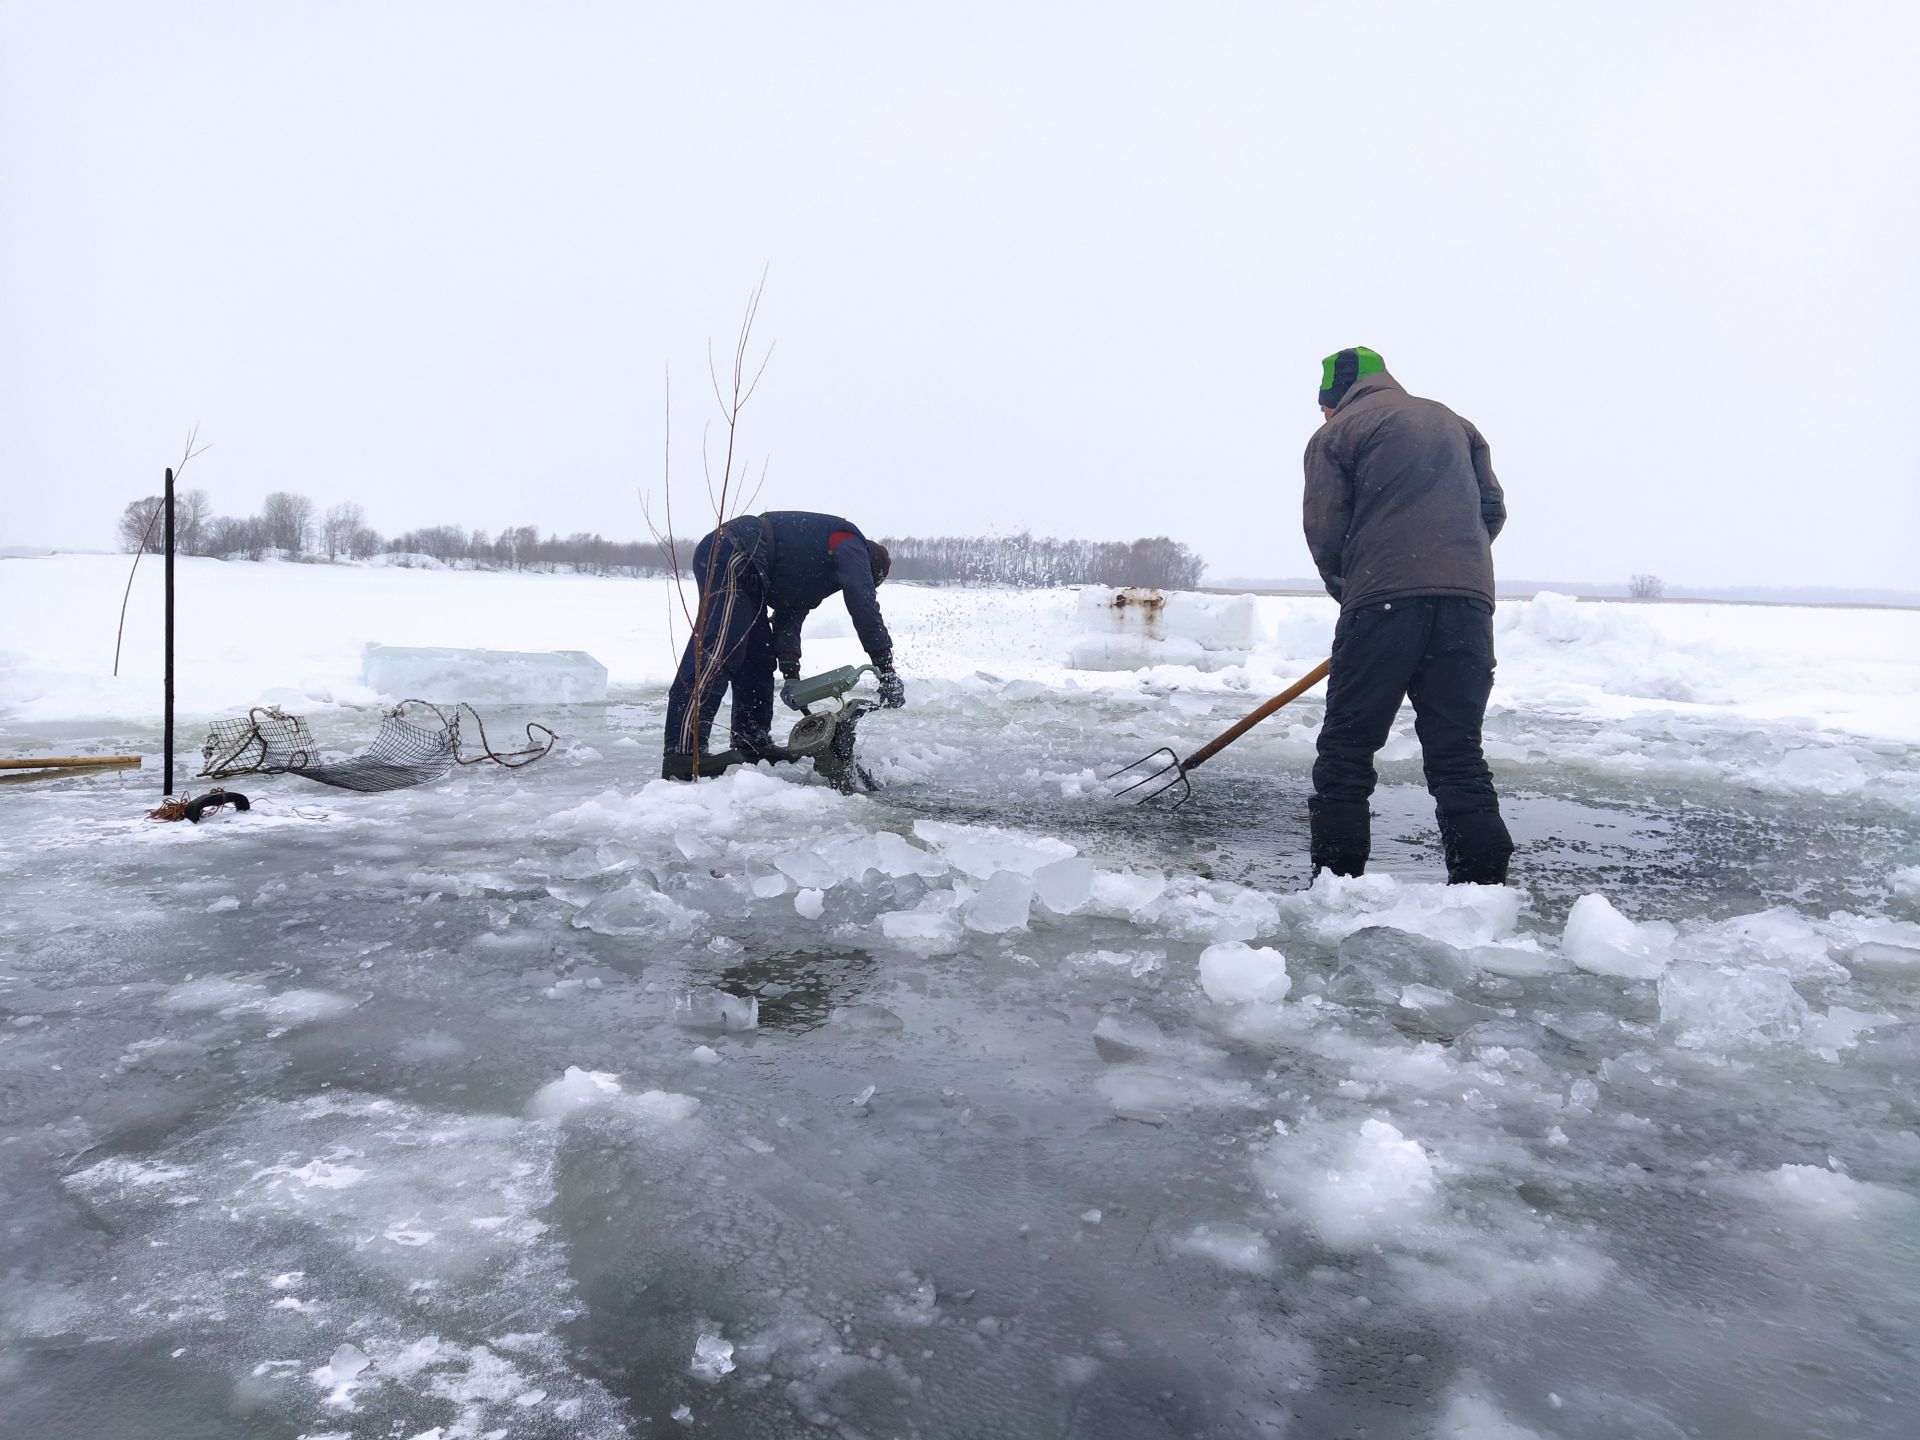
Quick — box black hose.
[184,790,251,823]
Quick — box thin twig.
[644,274,776,773]
[114,428,207,676]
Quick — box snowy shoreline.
[6,552,1919,734]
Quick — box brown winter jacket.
[1302,372,1506,611]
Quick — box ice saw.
[668,664,884,792]
[779,663,884,793]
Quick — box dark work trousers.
[1309,595,1513,884]
[663,528,777,757]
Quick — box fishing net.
[199,700,555,793]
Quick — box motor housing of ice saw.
[783,664,881,793]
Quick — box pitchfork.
[1109,658,1331,806]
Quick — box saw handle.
[1181,658,1331,774]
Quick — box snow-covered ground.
[2,554,1917,1438]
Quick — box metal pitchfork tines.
[1109,658,1331,806]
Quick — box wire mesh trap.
[199,699,556,793]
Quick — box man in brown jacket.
[1302,347,1513,884]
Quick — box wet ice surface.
[3,683,1918,1440]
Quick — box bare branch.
[114,428,208,676]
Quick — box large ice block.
[362,644,608,704]
[1070,587,1261,672]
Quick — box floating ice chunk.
[773,848,839,890]
[879,907,963,950]
[526,1066,623,1120]
[1892,865,1920,899]
[1466,942,1565,977]
[1734,1164,1919,1225]
[1198,942,1291,1005]
[313,1342,370,1405]
[912,819,1076,878]
[873,829,949,879]
[527,1066,703,1126]
[1562,894,1674,978]
[1835,917,1920,975]
[1802,1005,1897,1060]
[672,1404,693,1425]
[1155,882,1282,943]
[1092,1013,1166,1062]
[1658,962,1808,1047]
[884,1277,940,1326]
[750,873,789,899]
[1301,873,1522,949]
[690,1333,736,1382]
[1328,928,1467,1004]
[1435,1373,1546,1440]
[828,1004,904,1032]
[1764,746,1867,796]
[1088,868,1169,917]
[573,878,702,938]
[690,1045,720,1065]
[284,1159,367,1190]
[963,870,1034,934]
[206,895,240,913]
[159,975,266,1012]
[1848,940,1920,973]
[674,990,759,1032]
[1170,1224,1275,1275]
[1297,1119,1438,1251]
[1676,908,1845,979]
[794,888,826,919]
[1032,856,1095,914]
[260,989,357,1026]
[1096,1069,1189,1125]
[71,1157,196,1191]
[1067,947,1165,978]
[362,644,608,704]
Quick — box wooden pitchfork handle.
[1181,658,1331,773]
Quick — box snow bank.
[10,557,1913,750]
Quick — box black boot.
[731,731,796,764]
[1310,856,1367,883]
[661,749,738,781]
[1446,854,1511,886]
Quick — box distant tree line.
[875,532,1206,590]
[115,492,1207,589]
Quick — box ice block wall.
[1068,588,1262,672]
[362,645,609,704]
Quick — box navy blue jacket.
[723,511,893,666]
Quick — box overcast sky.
[3,2,1916,588]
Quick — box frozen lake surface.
[4,670,1918,1439]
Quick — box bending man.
[663,511,903,779]
[1302,347,1513,884]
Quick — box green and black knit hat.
[1318,346,1384,409]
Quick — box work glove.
[778,659,803,712]
[875,666,906,710]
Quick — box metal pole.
[164,466,176,796]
